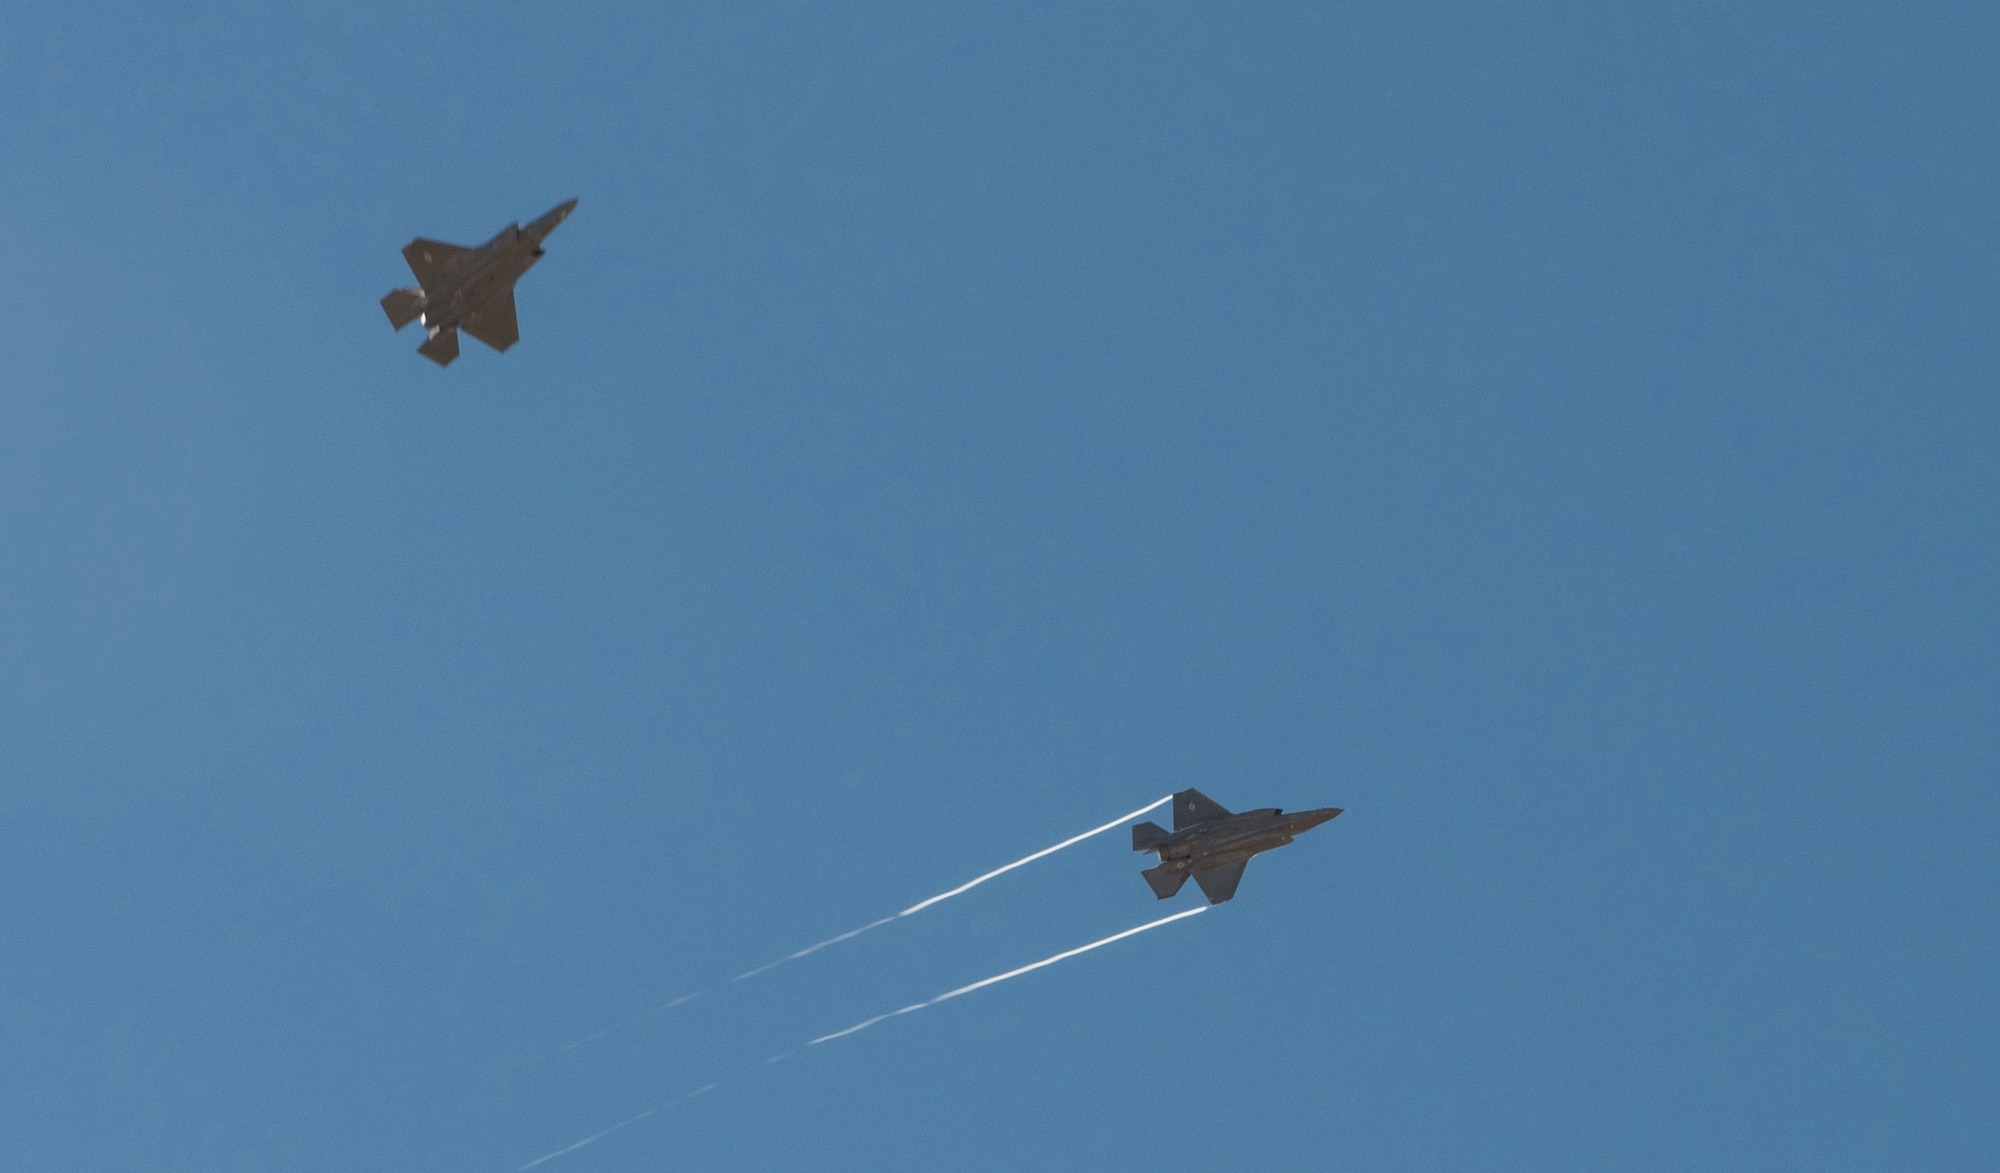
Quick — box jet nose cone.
[528,199,579,241]
[1294,807,1343,831]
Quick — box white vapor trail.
[806,904,1208,1048]
[734,794,1174,981]
[557,991,704,1053]
[558,794,1172,1051]
[514,1084,716,1171]
[895,796,1174,917]
[731,916,898,981]
[518,904,1206,1170]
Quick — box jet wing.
[461,288,520,353]
[403,238,477,289]
[1173,788,1234,830]
[1192,861,1247,904]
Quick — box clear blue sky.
[4,4,1995,1170]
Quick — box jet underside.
[381,198,576,367]
[1133,790,1341,904]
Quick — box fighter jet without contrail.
[380,199,578,366]
[1132,788,1342,904]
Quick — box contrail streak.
[734,794,1174,982]
[896,796,1174,917]
[806,904,1208,1048]
[558,795,1172,1051]
[514,1084,715,1171]
[732,916,898,981]
[558,991,705,1053]
[519,904,1205,1170]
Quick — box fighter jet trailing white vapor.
[515,906,1210,1172]
[1132,788,1343,904]
[556,794,1175,1053]
[380,199,577,366]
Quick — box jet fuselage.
[381,198,577,366]
[416,206,566,333]
[1133,789,1341,903]
[1148,808,1330,869]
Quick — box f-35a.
[380,199,578,366]
[1133,789,1342,904]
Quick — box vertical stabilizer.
[1141,865,1189,900]
[1172,789,1233,830]
[380,287,425,331]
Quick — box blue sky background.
[4,3,1996,1170]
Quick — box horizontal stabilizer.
[1132,821,1170,852]
[418,326,460,367]
[380,287,425,331]
[1142,865,1189,900]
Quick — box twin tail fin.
[1141,865,1189,900]
[381,287,425,331]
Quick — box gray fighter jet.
[380,199,578,366]
[1132,789,1342,904]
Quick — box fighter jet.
[380,199,578,366]
[1132,789,1342,904]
